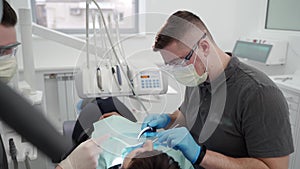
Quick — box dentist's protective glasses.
[166,33,206,66]
[0,42,21,57]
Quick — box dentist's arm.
[201,150,289,169]
[157,127,289,169]
[166,110,186,128]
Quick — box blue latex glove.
[121,143,143,159]
[157,127,201,164]
[141,114,171,130]
[121,141,159,158]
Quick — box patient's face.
[121,140,153,168]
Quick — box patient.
[120,140,180,169]
[67,99,192,169]
[72,97,136,148]
[92,115,194,169]
[57,97,137,169]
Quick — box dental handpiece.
[116,65,122,85]
[97,67,103,91]
[112,66,122,90]
[137,126,156,140]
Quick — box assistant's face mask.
[0,54,17,84]
[172,55,208,87]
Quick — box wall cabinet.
[270,75,300,169]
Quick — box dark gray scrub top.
[180,56,294,159]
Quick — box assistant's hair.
[1,0,17,27]
[153,10,215,51]
[121,150,180,169]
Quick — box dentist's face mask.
[172,59,208,87]
[0,54,17,84]
[0,42,20,83]
[170,46,208,86]
[163,33,208,87]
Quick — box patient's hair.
[122,150,180,169]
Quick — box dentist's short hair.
[154,10,215,51]
[1,0,17,27]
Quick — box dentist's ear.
[199,40,210,57]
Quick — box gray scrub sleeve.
[242,85,294,157]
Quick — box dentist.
[142,10,293,169]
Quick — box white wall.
[234,0,300,75]
[11,0,242,71]
[12,0,300,76]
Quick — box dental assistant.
[0,1,20,167]
[142,10,294,169]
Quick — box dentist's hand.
[141,114,171,130]
[58,135,109,169]
[157,127,201,164]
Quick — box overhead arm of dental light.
[32,23,86,51]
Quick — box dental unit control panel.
[134,70,166,95]
[75,64,168,98]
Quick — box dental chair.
[0,134,8,169]
[62,97,137,159]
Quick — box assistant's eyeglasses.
[0,42,21,57]
[166,33,206,66]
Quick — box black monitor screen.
[232,40,273,63]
